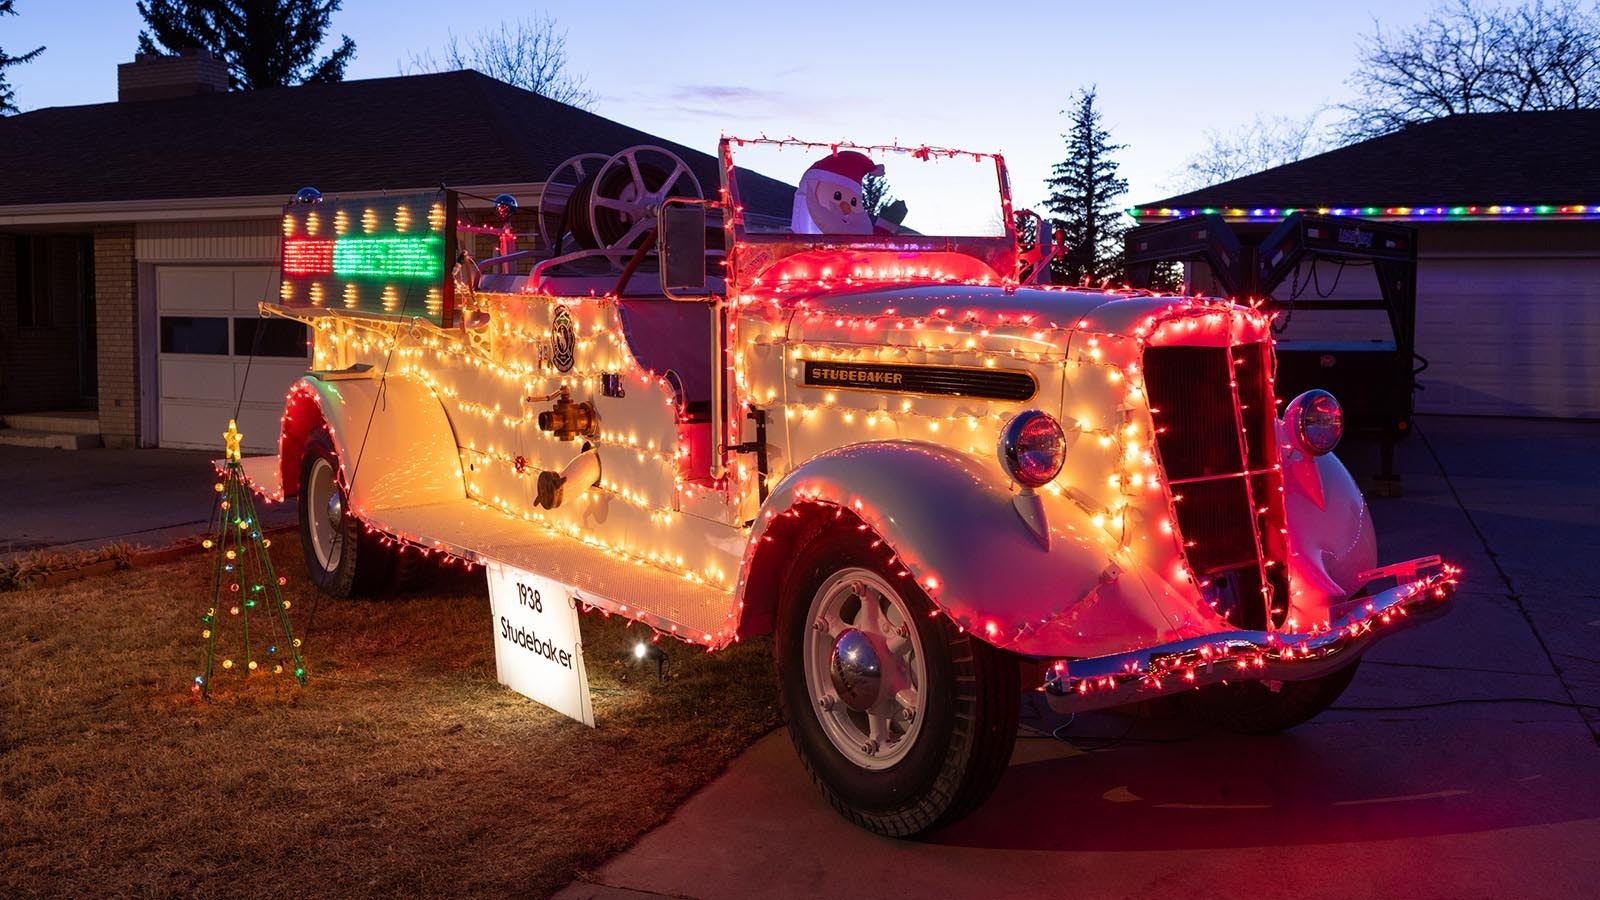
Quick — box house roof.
[1135,110,1600,218]
[0,69,793,216]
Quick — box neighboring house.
[1133,110,1600,419]
[0,53,786,451]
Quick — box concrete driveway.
[557,415,1600,900]
[0,445,295,557]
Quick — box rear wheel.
[297,431,394,598]
[1186,660,1361,735]
[776,528,1018,837]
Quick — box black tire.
[1185,659,1361,735]
[297,431,391,598]
[775,528,1019,837]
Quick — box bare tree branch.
[406,15,595,111]
[1175,110,1329,191]
[1342,0,1600,140]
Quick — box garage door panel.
[157,268,236,313]
[1416,257,1600,418]
[160,358,236,403]
[240,361,306,404]
[232,269,276,313]
[155,264,305,452]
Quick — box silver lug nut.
[819,694,837,712]
[860,740,879,756]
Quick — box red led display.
[283,238,336,276]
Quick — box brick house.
[0,53,779,451]
[1132,110,1600,419]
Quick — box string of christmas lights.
[194,421,307,698]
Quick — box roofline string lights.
[1128,203,1600,221]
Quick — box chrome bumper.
[1042,557,1459,715]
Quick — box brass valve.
[534,386,599,441]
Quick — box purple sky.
[6,0,1442,207]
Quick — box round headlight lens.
[1287,389,1343,455]
[999,410,1067,488]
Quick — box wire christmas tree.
[193,420,307,698]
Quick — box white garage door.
[1415,258,1600,418]
[156,266,308,452]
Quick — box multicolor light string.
[1129,203,1600,221]
[194,420,308,698]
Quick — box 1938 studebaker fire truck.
[243,137,1458,836]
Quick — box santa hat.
[803,151,884,192]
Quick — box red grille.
[1145,341,1289,628]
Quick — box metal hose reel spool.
[538,152,609,249]
[557,145,704,251]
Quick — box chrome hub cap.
[307,457,343,571]
[325,491,344,533]
[804,568,926,770]
[830,629,882,711]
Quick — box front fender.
[1280,437,1378,626]
[278,372,465,513]
[735,441,1203,658]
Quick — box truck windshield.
[726,138,1011,240]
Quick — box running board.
[361,497,738,647]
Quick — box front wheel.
[776,528,1018,837]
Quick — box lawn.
[0,539,780,898]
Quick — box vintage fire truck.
[244,138,1458,836]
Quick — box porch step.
[0,427,103,450]
[1,410,101,435]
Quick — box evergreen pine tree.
[1044,86,1130,285]
[136,0,356,90]
[0,1,44,115]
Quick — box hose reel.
[546,145,703,251]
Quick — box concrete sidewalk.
[0,445,295,558]
[557,415,1600,900]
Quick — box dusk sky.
[7,0,1444,208]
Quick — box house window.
[14,235,89,328]
[234,318,309,358]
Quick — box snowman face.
[806,179,870,233]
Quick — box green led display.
[332,234,444,279]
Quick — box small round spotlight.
[999,410,1067,488]
[1284,389,1344,456]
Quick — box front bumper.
[1042,556,1459,714]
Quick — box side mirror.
[660,200,707,297]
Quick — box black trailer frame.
[1125,213,1419,495]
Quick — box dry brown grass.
[0,540,779,899]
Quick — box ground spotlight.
[631,640,668,681]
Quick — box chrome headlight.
[999,410,1067,488]
[1284,389,1344,456]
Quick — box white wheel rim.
[804,567,927,770]
[307,456,343,572]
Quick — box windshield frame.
[719,136,1021,292]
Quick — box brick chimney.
[117,49,230,102]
